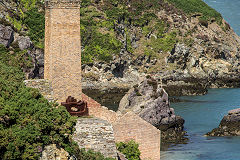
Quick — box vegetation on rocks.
[116,140,141,160]
[3,0,44,48]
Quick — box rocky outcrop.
[0,24,13,47]
[0,23,44,78]
[206,108,240,136]
[40,144,73,160]
[118,77,186,143]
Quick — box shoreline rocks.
[206,108,240,136]
[118,76,187,143]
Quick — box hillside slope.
[1,0,240,97]
[80,0,240,96]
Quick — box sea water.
[203,0,240,35]
[161,88,240,160]
[161,1,240,159]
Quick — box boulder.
[0,24,14,47]
[40,144,73,160]
[206,108,240,136]
[118,76,187,143]
[17,36,33,50]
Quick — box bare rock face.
[118,76,187,143]
[0,24,14,47]
[206,108,240,136]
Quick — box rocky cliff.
[80,0,240,96]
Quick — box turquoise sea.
[161,1,240,159]
[203,0,240,35]
[161,89,240,160]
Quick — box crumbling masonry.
[43,0,161,159]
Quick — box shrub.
[24,8,45,48]
[116,140,141,160]
[0,45,117,160]
[0,45,77,159]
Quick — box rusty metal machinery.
[61,96,88,116]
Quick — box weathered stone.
[24,79,54,102]
[44,0,82,103]
[113,112,161,160]
[117,151,128,160]
[40,144,73,160]
[18,36,33,50]
[206,108,240,136]
[73,118,118,159]
[118,77,186,143]
[0,24,14,47]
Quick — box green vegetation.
[24,8,45,48]
[143,21,177,57]
[0,44,115,159]
[167,0,222,24]
[4,0,45,48]
[0,44,75,159]
[80,2,122,63]
[74,149,115,160]
[116,140,141,160]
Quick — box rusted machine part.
[61,96,89,116]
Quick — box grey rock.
[206,108,240,136]
[118,76,186,143]
[117,151,128,160]
[40,144,73,160]
[18,36,33,50]
[0,24,14,47]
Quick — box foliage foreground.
[0,44,115,159]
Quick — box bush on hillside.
[24,8,45,48]
[0,45,115,160]
[116,140,141,160]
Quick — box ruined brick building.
[42,0,161,159]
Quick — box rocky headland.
[118,76,187,143]
[80,0,240,97]
[206,108,240,136]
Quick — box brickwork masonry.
[25,80,161,160]
[82,93,161,160]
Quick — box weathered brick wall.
[82,94,161,160]
[44,0,82,103]
[73,118,118,159]
[82,93,120,123]
[113,112,161,160]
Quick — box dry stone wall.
[44,0,82,103]
[73,118,118,159]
